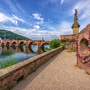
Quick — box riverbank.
[12,50,90,90]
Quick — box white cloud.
[0,13,18,25]
[36,21,44,25]
[0,12,25,26]
[60,0,65,4]
[80,11,90,19]
[33,25,40,30]
[12,14,25,23]
[33,13,44,25]
[33,13,44,21]
[48,21,72,37]
[1,24,60,41]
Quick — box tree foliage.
[0,29,30,40]
[49,39,60,49]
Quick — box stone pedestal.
[73,28,79,34]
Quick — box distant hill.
[0,29,30,40]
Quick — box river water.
[0,44,49,63]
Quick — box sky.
[0,0,90,41]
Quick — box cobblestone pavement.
[12,50,90,90]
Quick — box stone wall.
[61,41,76,49]
[60,34,77,41]
[76,24,90,74]
[0,46,64,90]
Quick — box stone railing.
[0,46,64,90]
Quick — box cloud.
[60,0,65,4]
[33,13,44,21]
[48,21,72,36]
[33,13,44,25]
[36,20,44,25]
[80,12,90,19]
[0,20,73,41]
[12,14,25,23]
[0,13,18,25]
[33,25,40,30]
[0,12,25,26]
[1,24,60,41]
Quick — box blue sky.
[0,0,90,41]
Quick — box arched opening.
[80,38,89,55]
[6,42,9,47]
[11,42,16,47]
[19,42,26,52]
[41,43,49,51]
[28,42,38,52]
[19,42,25,47]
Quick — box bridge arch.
[11,42,16,47]
[28,42,38,52]
[6,42,9,46]
[41,42,49,48]
[41,42,49,47]
[19,41,26,47]
[28,42,38,47]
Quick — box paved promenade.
[12,50,90,90]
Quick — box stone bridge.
[0,40,49,48]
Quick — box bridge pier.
[38,42,41,48]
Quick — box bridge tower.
[42,37,44,41]
[71,9,80,34]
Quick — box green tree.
[49,39,60,49]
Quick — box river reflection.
[0,44,49,63]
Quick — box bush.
[0,56,18,69]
